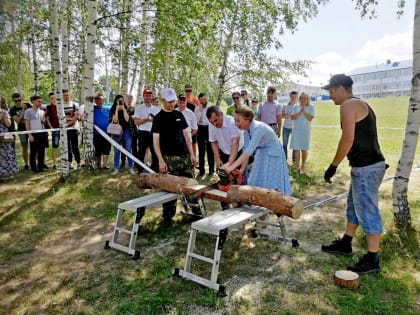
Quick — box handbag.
[0,133,14,145]
[107,122,123,136]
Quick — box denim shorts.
[18,133,28,145]
[346,161,386,234]
[51,131,60,148]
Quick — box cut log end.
[333,270,360,289]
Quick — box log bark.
[227,185,303,219]
[137,173,198,192]
[136,174,303,219]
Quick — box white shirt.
[176,107,198,141]
[194,105,210,126]
[208,115,244,155]
[24,107,45,131]
[134,104,161,131]
[282,102,295,129]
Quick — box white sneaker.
[111,169,118,175]
[129,168,135,174]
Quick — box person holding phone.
[109,95,135,175]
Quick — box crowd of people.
[0,74,388,274]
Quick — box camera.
[118,100,123,105]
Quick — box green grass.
[0,96,419,314]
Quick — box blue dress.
[290,104,314,151]
[244,120,291,195]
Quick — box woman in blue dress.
[290,92,314,173]
[221,106,291,195]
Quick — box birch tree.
[81,0,98,170]
[49,0,70,180]
[392,0,419,230]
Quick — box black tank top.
[346,100,385,167]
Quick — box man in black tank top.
[320,74,386,275]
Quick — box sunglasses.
[232,97,240,100]
[252,101,258,103]
[14,99,22,102]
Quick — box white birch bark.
[135,0,153,104]
[120,0,133,94]
[49,0,70,179]
[392,0,419,230]
[81,0,97,170]
[60,0,69,91]
[30,8,39,95]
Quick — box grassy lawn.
[0,97,419,314]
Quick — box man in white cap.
[152,88,199,220]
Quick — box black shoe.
[347,254,380,274]
[24,165,30,170]
[321,237,352,256]
[42,164,49,170]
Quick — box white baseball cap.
[161,88,177,102]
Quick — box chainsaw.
[216,168,243,192]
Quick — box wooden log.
[136,173,198,193]
[226,185,303,219]
[333,270,360,289]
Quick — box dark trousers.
[29,133,47,172]
[197,125,214,175]
[137,130,158,173]
[218,149,245,209]
[67,129,80,164]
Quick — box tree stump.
[333,270,360,289]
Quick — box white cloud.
[291,30,412,86]
[355,31,412,63]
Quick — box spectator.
[240,89,250,106]
[176,93,198,143]
[184,84,200,156]
[24,95,48,174]
[0,98,19,181]
[226,91,242,116]
[45,92,60,169]
[9,92,30,169]
[121,94,136,168]
[194,92,214,177]
[133,89,161,173]
[250,97,259,117]
[152,88,199,220]
[63,89,81,169]
[290,92,314,173]
[109,95,135,175]
[282,91,298,162]
[221,106,291,195]
[257,86,282,138]
[93,93,111,169]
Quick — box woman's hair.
[299,92,310,103]
[234,105,254,121]
[110,94,125,113]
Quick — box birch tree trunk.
[60,0,70,91]
[81,0,97,170]
[49,0,70,179]
[30,7,39,95]
[392,0,419,230]
[135,0,152,104]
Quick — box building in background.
[278,59,412,102]
[349,59,412,99]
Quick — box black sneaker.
[347,254,380,274]
[24,165,30,170]
[321,237,352,255]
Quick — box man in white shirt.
[24,95,48,173]
[194,92,214,177]
[134,89,161,173]
[207,105,245,209]
[176,93,197,143]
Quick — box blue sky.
[279,0,415,86]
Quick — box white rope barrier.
[1,127,78,135]
[93,125,155,173]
